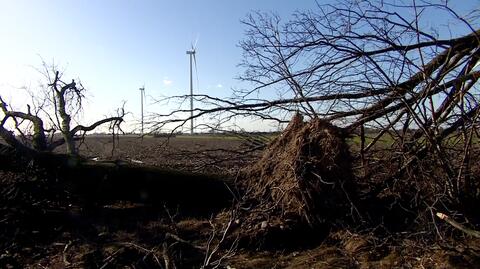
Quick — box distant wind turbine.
[139,85,145,136]
[186,39,198,135]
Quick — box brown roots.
[234,113,356,246]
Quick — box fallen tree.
[151,0,480,244]
[0,63,124,156]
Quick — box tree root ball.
[235,113,356,246]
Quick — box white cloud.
[216,84,223,88]
[163,77,173,86]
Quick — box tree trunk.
[56,90,76,155]
[31,117,47,151]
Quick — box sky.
[0,0,325,132]
[0,0,479,133]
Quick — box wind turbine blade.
[193,53,199,92]
[193,35,199,50]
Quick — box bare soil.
[60,135,256,174]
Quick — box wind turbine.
[139,85,145,136]
[186,39,198,135]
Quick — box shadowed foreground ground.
[1,136,479,268]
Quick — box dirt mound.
[235,113,356,246]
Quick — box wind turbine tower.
[139,86,145,135]
[186,48,196,135]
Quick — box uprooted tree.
[0,64,124,156]
[151,0,480,241]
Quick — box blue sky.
[0,0,479,132]
[0,0,324,132]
